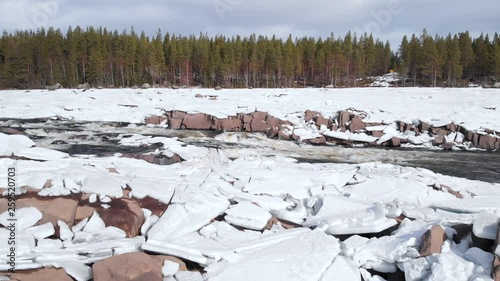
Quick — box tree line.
[0,26,499,89]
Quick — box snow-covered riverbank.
[1,87,499,151]
[0,88,499,281]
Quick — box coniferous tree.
[0,27,497,89]
[459,31,474,81]
[444,34,462,86]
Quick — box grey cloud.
[0,0,498,47]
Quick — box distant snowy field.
[0,87,499,132]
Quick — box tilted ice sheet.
[147,191,230,242]
[342,177,457,207]
[204,229,341,281]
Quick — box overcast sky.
[1,0,498,47]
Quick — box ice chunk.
[0,207,42,231]
[307,198,397,235]
[162,260,180,277]
[26,222,55,239]
[148,191,229,242]
[89,227,127,242]
[72,218,88,232]
[142,239,208,265]
[141,211,159,236]
[463,247,493,274]
[343,235,419,273]
[81,174,126,198]
[82,211,106,233]
[320,255,361,281]
[50,261,93,281]
[424,243,484,281]
[35,238,63,251]
[0,133,35,155]
[431,196,500,213]
[205,230,340,281]
[472,212,499,240]
[127,177,176,203]
[224,202,272,230]
[58,220,74,241]
[344,178,456,207]
[175,271,204,281]
[15,147,69,161]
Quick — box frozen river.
[2,118,498,183]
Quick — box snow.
[323,131,378,143]
[369,73,401,87]
[0,87,498,132]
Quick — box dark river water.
[1,118,499,183]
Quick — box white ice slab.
[148,191,229,242]
[26,222,55,240]
[81,174,126,198]
[82,211,106,233]
[342,235,419,273]
[224,202,272,230]
[319,256,361,281]
[175,271,204,281]
[423,242,490,281]
[49,261,93,281]
[205,230,340,281]
[0,207,42,231]
[15,147,69,161]
[127,177,176,203]
[0,133,35,155]
[343,178,456,207]
[431,196,500,213]
[162,260,180,277]
[463,247,494,275]
[472,212,499,240]
[305,197,397,235]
